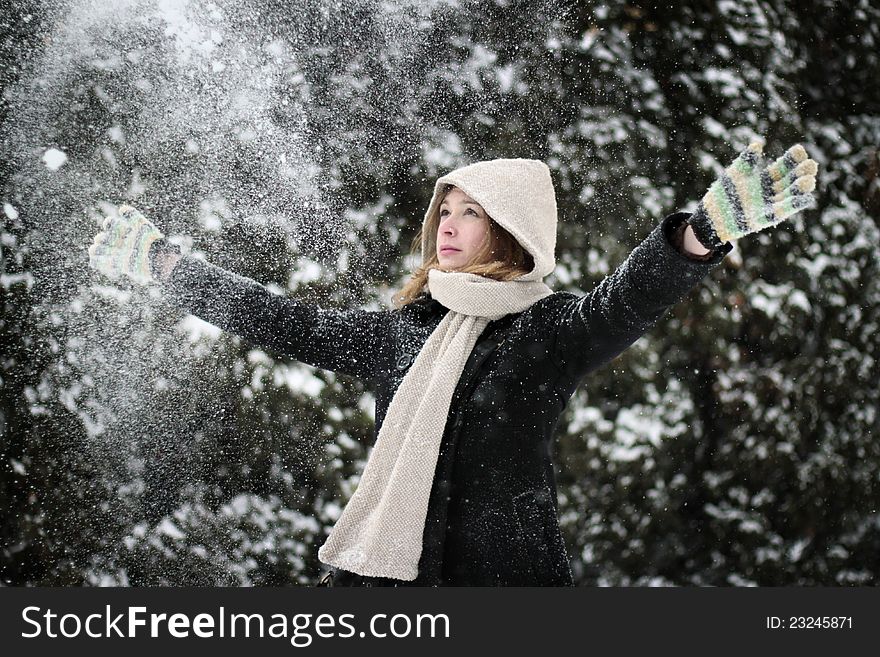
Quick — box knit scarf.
[317,267,553,580]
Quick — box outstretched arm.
[551,211,731,385]
[160,253,392,380]
[551,139,819,386]
[89,205,393,381]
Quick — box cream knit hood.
[420,158,558,281]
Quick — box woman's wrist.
[682,222,712,256]
[149,238,183,282]
[156,252,183,281]
[668,216,714,261]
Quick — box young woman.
[88,144,818,586]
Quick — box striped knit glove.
[88,205,164,285]
[688,140,819,250]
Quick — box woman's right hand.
[688,140,818,250]
[88,205,165,285]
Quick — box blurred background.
[1,0,878,586]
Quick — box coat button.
[396,353,413,369]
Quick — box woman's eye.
[439,208,480,218]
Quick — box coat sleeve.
[161,255,393,381]
[551,211,733,384]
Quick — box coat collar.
[407,291,446,318]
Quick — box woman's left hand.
[88,205,164,285]
[688,139,819,250]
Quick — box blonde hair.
[391,184,535,309]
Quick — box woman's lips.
[440,247,460,254]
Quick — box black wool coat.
[161,211,731,586]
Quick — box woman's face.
[435,187,490,270]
